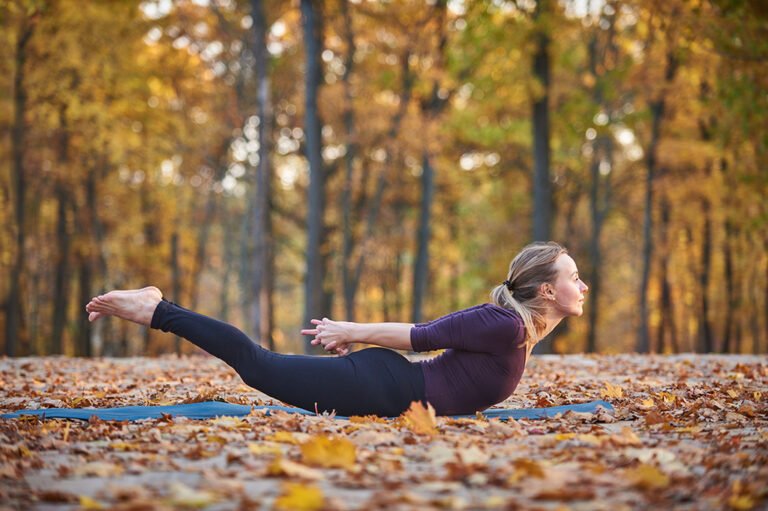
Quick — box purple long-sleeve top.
[410,303,527,415]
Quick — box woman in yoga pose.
[85,241,587,417]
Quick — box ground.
[0,353,766,510]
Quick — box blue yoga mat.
[0,400,613,422]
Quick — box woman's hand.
[301,318,356,356]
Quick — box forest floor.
[0,352,766,510]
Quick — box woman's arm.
[301,319,414,354]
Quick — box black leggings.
[150,300,426,417]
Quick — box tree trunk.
[76,259,93,357]
[86,149,111,356]
[340,0,358,321]
[5,13,36,357]
[531,0,552,243]
[721,223,735,352]
[586,140,604,354]
[188,191,217,312]
[220,210,235,323]
[238,208,252,333]
[697,199,714,353]
[171,230,182,355]
[530,0,553,355]
[763,237,768,354]
[51,187,70,355]
[301,0,328,352]
[412,0,447,324]
[251,0,275,349]
[584,8,617,354]
[656,198,678,354]
[412,151,434,323]
[636,100,663,354]
[637,48,678,353]
[752,240,764,354]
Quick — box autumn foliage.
[0,0,765,357]
[1,353,766,509]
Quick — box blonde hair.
[490,241,568,347]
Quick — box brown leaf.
[644,411,670,426]
[534,487,596,501]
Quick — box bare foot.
[85,287,163,326]
[85,286,159,321]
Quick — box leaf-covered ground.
[0,353,766,510]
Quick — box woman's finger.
[311,319,322,325]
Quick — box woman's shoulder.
[422,303,522,326]
[478,302,522,318]
[454,303,524,327]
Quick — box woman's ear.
[539,283,555,299]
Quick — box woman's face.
[549,254,589,317]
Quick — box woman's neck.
[539,310,565,339]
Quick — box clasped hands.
[301,318,354,356]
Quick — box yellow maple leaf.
[625,464,670,490]
[300,436,357,470]
[247,442,284,456]
[638,398,655,408]
[78,495,104,510]
[264,431,301,445]
[273,482,324,511]
[401,400,438,436]
[600,382,624,399]
[729,495,755,510]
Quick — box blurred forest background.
[0,0,766,357]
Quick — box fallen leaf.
[401,401,438,436]
[267,457,324,480]
[300,436,356,470]
[78,495,105,510]
[166,481,219,508]
[508,458,546,484]
[644,411,670,426]
[247,442,284,456]
[601,382,624,399]
[264,431,305,444]
[273,482,324,511]
[625,464,670,490]
[534,487,596,500]
[638,398,655,409]
[73,461,124,478]
[729,495,755,510]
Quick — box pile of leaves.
[1,353,766,510]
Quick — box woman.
[85,241,588,417]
